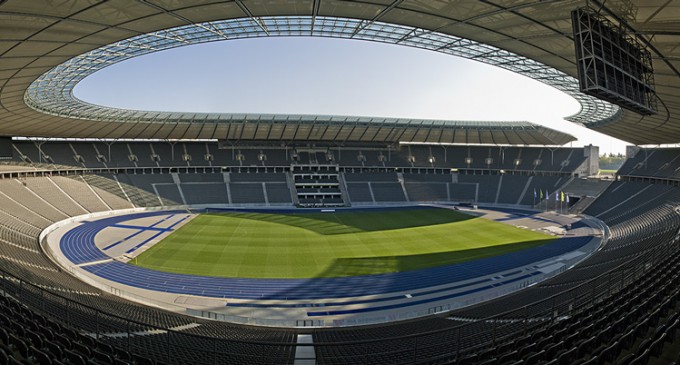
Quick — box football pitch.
[131,207,555,279]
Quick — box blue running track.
[60,210,592,301]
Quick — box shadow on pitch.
[259,236,561,300]
[313,238,556,277]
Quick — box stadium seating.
[458,174,501,203]
[51,176,110,212]
[10,141,590,173]
[79,175,135,210]
[182,182,228,205]
[0,144,677,364]
[5,141,596,208]
[561,177,612,197]
[618,148,680,179]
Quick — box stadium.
[0,1,679,364]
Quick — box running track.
[59,210,593,301]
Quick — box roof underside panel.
[1,0,678,145]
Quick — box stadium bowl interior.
[0,1,680,364]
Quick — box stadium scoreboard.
[572,7,656,116]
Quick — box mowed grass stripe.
[132,208,555,278]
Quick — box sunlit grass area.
[132,207,554,278]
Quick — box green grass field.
[132,207,555,279]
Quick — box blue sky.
[74,37,627,154]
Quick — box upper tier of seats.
[10,141,589,173]
[618,148,680,179]
[72,170,571,208]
